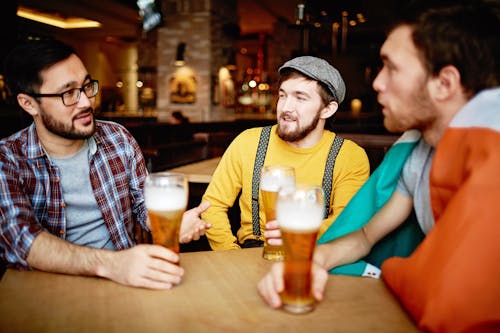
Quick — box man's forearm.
[26,231,113,277]
[315,192,414,271]
[314,230,372,271]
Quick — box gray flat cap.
[278,56,346,104]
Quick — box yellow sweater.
[201,125,370,250]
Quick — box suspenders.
[251,126,272,236]
[322,133,344,216]
[251,125,344,236]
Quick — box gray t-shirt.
[396,139,435,234]
[51,140,115,249]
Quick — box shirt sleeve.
[0,149,44,269]
[395,139,431,199]
[125,129,149,232]
[201,134,246,250]
[396,166,411,198]
[319,139,370,236]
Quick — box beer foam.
[145,187,187,211]
[260,173,295,192]
[277,201,323,231]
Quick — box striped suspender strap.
[322,135,344,218]
[251,128,344,234]
[251,125,272,236]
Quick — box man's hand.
[97,244,184,289]
[27,232,184,290]
[264,220,282,246]
[179,201,211,243]
[257,262,329,309]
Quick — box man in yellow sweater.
[201,56,369,250]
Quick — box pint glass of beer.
[144,172,188,254]
[277,184,324,314]
[260,165,295,261]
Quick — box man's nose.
[372,70,385,93]
[281,97,296,111]
[77,91,92,108]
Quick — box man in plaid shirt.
[0,38,210,289]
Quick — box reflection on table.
[0,248,420,333]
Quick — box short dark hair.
[393,1,500,98]
[3,37,76,98]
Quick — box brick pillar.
[154,0,237,121]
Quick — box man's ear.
[321,101,338,119]
[16,93,39,116]
[429,65,461,101]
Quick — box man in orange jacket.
[258,2,500,332]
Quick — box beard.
[40,107,96,140]
[383,80,435,133]
[277,110,321,142]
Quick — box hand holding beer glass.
[277,184,324,314]
[260,165,295,261]
[144,172,188,254]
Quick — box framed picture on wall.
[170,67,196,104]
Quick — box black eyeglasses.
[29,80,99,106]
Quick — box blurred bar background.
[0,0,412,171]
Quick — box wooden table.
[167,157,221,183]
[0,248,419,333]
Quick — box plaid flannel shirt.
[0,120,148,269]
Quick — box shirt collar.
[26,122,99,159]
[26,123,46,160]
[88,135,97,155]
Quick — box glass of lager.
[144,172,188,254]
[277,184,324,314]
[260,165,295,261]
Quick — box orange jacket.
[382,88,500,333]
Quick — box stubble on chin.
[74,115,96,139]
[277,111,321,142]
[42,108,97,140]
[277,118,295,141]
[383,117,398,133]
